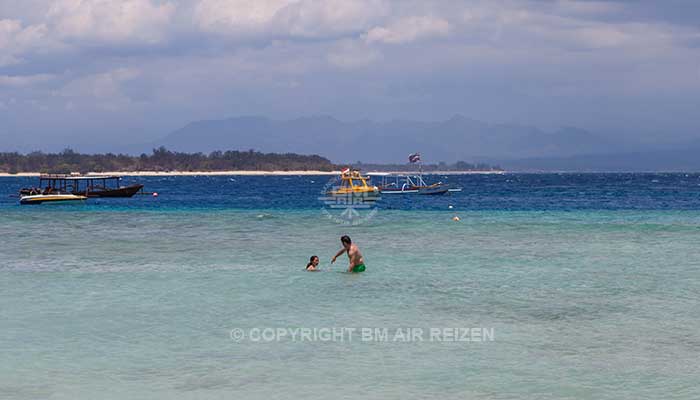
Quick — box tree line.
[0,147,335,174]
[0,147,502,174]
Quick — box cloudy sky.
[1,0,699,151]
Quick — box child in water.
[305,255,320,271]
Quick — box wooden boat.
[20,175,144,198]
[369,173,419,194]
[369,152,462,195]
[369,173,451,195]
[20,193,87,205]
[418,183,450,195]
[328,168,379,198]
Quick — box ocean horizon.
[2,173,699,399]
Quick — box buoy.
[152,192,159,197]
[452,216,460,221]
[448,205,453,209]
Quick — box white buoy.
[448,205,453,209]
[152,192,159,197]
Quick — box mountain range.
[140,115,698,171]
[155,115,624,161]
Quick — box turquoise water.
[2,175,700,399]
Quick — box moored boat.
[370,173,452,195]
[370,153,462,195]
[20,175,144,198]
[327,168,379,198]
[418,183,450,195]
[19,193,87,205]
[368,173,419,194]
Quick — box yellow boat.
[328,168,379,196]
[19,193,87,205]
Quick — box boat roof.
[39,174,122,180]
[367,172,422,177]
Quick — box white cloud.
[363,16,450,44]
[0,18,53,66]
[274,0,388,38]
[569,25,631,48]
[327,39,380,68]
[458,4,678,51]
[0,73,55,87]
[193,0,388,38]
[552,0,621,16]
[57,67,141,110]
[1,1,174,68]
[47,0,175,44]
[193,0,292,34]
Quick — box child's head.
[308,255,319,267]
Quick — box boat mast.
[417,153,424,186]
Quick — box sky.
[1,0,699,152]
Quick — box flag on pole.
[408,153,421,163]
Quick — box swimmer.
[331,235,366,273]
[305,255,320,271]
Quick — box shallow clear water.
[1,174,700,399]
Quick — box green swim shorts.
[352,263,366,273]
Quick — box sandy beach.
[0,170,504,177]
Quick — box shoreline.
[0,170,505,177]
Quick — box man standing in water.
[331,235,366,273]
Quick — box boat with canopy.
[368,173,450,195]
[20,174,144,198]
[327,168,379,197]
[369,153,462,195]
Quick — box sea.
[1,173,699,399]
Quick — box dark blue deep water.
[2,173,700,211]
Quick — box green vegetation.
[0,148,501,174]
[0,147,335,173]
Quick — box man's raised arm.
[331,248,347,264]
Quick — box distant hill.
[141,115,700,171]
[155,115,626,164]
[502,146,700,172]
